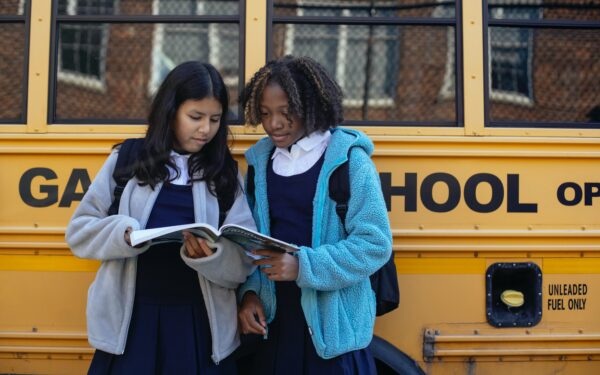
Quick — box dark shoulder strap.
[217,160,239,227]
[108,138,143,216]
[329,161,350,228]
[217,195,227,228]
[246,165,255,200]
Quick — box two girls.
[237,56,392,374]
[66,62,255,374]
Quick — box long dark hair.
[124,61,239,207]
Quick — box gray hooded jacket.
[65,149,256,363]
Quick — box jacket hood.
[245,127,374,168]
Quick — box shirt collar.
[168,150,191,184]
[271,130,331,159]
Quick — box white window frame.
[438,2,540,106]
[487,7,539,106]
[149,0,238,95]
[282,0,395,108]
[57,0,112,91]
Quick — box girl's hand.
[183,231,214,258]
[238,292,267,335]
[253,249,299,281]
[124,227,133,246]
[125,227,147,248]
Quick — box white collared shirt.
[168,150,191,185]
[271,130,331,176]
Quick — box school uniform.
[240,129,392,373]
[66,150,257,374]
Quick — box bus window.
[50,0,244,124]
[485,0,600,128]
[0,0,28,123]
[269,0,461,126]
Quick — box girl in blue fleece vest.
[237,56,392,374]
[66,62,256,374]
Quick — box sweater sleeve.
[65,151,149,260]
[181,175,258,289]
[236,267,263,303]
[295,149,392,291]
[180,237,255,289]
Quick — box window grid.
[50,0,245,124]
[485,0,600,128]
[0,0,29,124]
[268,0,462,126]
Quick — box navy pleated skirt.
[88,184,236,375]
[245,281,376,375]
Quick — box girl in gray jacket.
[66,62,256,374]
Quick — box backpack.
[107,138,230,227]
[247,159,400,317]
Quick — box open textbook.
[130,223,298,253]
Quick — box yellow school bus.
[1,0,599,374]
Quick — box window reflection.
[487,3,600,125]
[0,0,27,122]
[272,1,458,124]
[53,0,241,122]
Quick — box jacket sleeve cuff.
[237,273,260,304]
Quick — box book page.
[130,223,219,247]
[221,224,298,253]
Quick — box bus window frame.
[47,0,247,126]
[483,0,600,129]
[0,0,31,125]
[266,0,465,128]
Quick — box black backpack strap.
[217,160,239,227]
[371,253,400,316]
[217,195,228,228]
[246,165,255,200]
[329,161,350,229]
[108,138,143,216]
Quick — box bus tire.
[369,335,425,375]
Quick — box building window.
[150,0,239,95]
[56,0,111,90]
[488,7,540,106]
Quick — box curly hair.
[240,55,344,133]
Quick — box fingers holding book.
[183,231,214,258]
[253,249,299,281]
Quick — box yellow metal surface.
[462,0,484,135]
[1,0,600,374]
[25,0,51,134]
